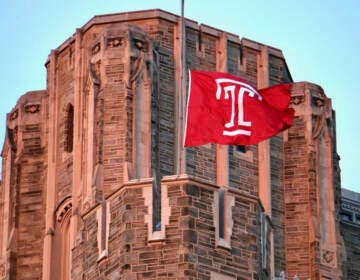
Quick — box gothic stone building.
[0,9,346,280]
[340,188,360,279]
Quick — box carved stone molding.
[308,85,333,140]
[89,61,101,85]
[24,103,40,114]
[291,94,305,105]
[7,126,18,151]
[312,96,325,107]
[56,198,72,224]
[312,114,325,139]
[107,37,123,48]
[92,42,101,56]
[321,248,336,267]
[85,61,101,93]
[132,36,149,53]
[9,109,18,120]
[311,90,326,108]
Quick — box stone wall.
[71,178,261,280]
[0,91,47,279]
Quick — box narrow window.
[218,189,225,239]
[198,31,203,51]
[54,199,72,280]
[196,29,204,55]
[96,201,110,261]
[260,212,271,270]
[152,177,161,232]
[64,104,74,152]
[215,189,234,248]
[61,218,71,280]
[239,44,244,65]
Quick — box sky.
[0,0,359,193]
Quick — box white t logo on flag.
[184,70,294,147]
[215,78,262,136]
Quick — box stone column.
[43,50,58,280]
[216,32,229,188]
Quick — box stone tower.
[0,9,345,280]
[285,83,344,279]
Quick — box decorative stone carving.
[311,90,325,103]
[310,89,332,140]
[56,199,72,223]
[92,42,101,55]
[312,114,325,139]
[312,96,325,107]
[107,37,123,48]
[291,94,305,105]
[24,103,40,114]
[135,38,148,51]
[7,126,18,151]
[9,109,18,120]
[127,29,156,88]
[321,249,336,267]
[85,61,101,94]
[89,61,101,85]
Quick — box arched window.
[64,104,74,152]
[52,198,72,280]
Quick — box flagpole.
[177,0,186,175]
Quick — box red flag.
[184,70,294,147]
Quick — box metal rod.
[176,0,186,175]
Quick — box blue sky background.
[1,0,359,192]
